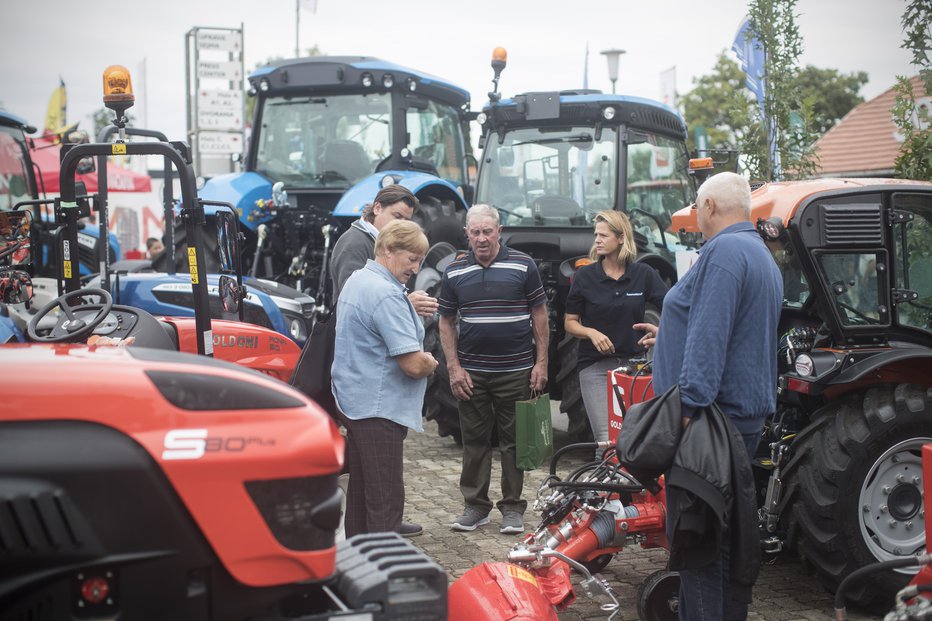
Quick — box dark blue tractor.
[424,51,699,441]
[184,56,474,316]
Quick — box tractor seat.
[320,140,371,182]
[531,195,584,220]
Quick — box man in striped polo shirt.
[439,204,549,534]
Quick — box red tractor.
[451,177,932,619]
[0,66,447,621]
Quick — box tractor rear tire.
[781,384,932,608]
[555,334,592,442]
[163,219,221,275]
[423,316,462,445]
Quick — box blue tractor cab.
[194,56,474,315]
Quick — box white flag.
[300,0,317,13]
[660,66,676,108]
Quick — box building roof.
[814,75,926,178]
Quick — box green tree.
[681,53,758,150]
[747,0,819,180]
[793,65,867,134]
[893,0,931,180]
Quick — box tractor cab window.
[817,251,887,326]
[478,126,617,227]
[625,132,692,247]
[406,99,466,185]
[256,93,391,186]
[892,193,932,332]
[0,126,35,210]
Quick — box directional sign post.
[185,25,245,177]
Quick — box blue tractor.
[186,56,474,316]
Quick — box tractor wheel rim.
[858,437,930,570]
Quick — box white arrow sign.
[197,108,243,130]
[198,89,243,110]
[198,132,244,155]
[196,30,242,53]
[197,61,242,82]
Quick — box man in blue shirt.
[635,172,783,620]
[439,204,549,535]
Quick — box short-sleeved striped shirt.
[438,244,547,373]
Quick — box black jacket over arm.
[617,385,760,604]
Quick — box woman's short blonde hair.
[589,210,638,264]
[375,219,429,256]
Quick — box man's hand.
[530,360,548,392]
[633,322,658,349]
[408,290,439,317]
[587,329,614,354]
[449,364,474,401]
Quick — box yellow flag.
[44,78,67,135]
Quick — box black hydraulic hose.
[549,442,602,475]
[547,481,644,495]
[834,553,932,619]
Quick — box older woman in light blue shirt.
[332,219,438,537]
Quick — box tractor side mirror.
[216,210,238,275]
[0,269,34,305]
[218,274,240,313]
[0,210,32,267]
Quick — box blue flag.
[732,17,781,177]
[732,18,766,108]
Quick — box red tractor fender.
[162,316,300,381]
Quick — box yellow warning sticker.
[63,261,72,279]
[187,247,199,284]
[507,564,538,587]
[112,143,127,155]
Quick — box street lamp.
[600,49,626,94]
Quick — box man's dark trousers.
[458,368,531,516]
[668,427,763,620]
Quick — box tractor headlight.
[382,73,394,88]
[287,315,308,342]
[476,112,488,125]
[602,106,616,121]
[361,73,374,88]
[794,353,814,377]
[757,216,786,241]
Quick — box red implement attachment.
[449,562,561,620]
[608,366,654,445]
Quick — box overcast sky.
[0,0,916,143]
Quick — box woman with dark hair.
[564,210,667,446]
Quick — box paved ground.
[400,417,882,621]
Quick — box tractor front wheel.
[782,384,932,608]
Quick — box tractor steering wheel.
[27,288,114,343]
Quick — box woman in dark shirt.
[564,210,668,446]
